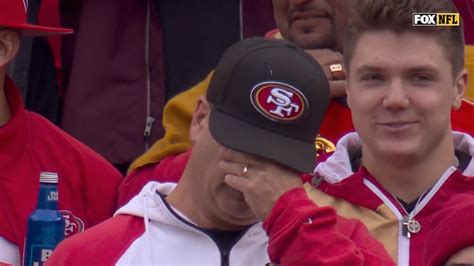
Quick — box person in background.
[58,0,275,174]
[0,1,122,264]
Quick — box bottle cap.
[39,172,59,184]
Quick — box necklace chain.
[394,191,426,239]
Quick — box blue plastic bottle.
[23,172,65,266]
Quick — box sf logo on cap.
[251,82,307,122]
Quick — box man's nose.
[382,79,410,110]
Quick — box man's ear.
[0,29,20,68]
[345,67,353,109]
[189,96,210,144]
[452,69,468,110]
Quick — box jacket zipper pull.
[402,216,411,239]
[402,215,422,239]
[143,116,156,149]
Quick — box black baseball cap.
[207,38,330,173]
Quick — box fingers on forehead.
[219,148,261,165]
[219,160,245,175]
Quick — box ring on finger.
[242,165,248,176]
[329,63,344,80]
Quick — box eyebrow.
[405,66,438,73]
[354,65,439,75]
[354,65,385,76]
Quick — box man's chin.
[223,203,257,221]
[374,145,423,164]
[289,31,335,50]
[227,211,258,225]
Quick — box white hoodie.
[113,182,269,265]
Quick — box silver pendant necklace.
[401,214,421,238]
[396,193,424,239]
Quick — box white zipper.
[363,179,408,265]
[362,166,456,266]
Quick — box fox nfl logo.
[413,13,460,26]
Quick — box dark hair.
[343,0,465,77]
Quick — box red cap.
[425,194,474,265]
[0,0,72,36]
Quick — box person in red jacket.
[221,0,474,264]
[0,1,123,264]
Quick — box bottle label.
[27,246,53,266]
[47,191,58,201]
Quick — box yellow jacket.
[465,45,474,101]
[128,72,212,172]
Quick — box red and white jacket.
[49,182,270,265]
[310,131,474,265]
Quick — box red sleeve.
[81,153,123,223]
[47,215,144,266]
[263,188,395,266]
[117,150,191,207]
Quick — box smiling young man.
[343,31,465,202]
[313,0,474,263]
[218,0,474,265]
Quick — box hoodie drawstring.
[142,194,153,262]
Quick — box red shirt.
[0,77,122,259]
